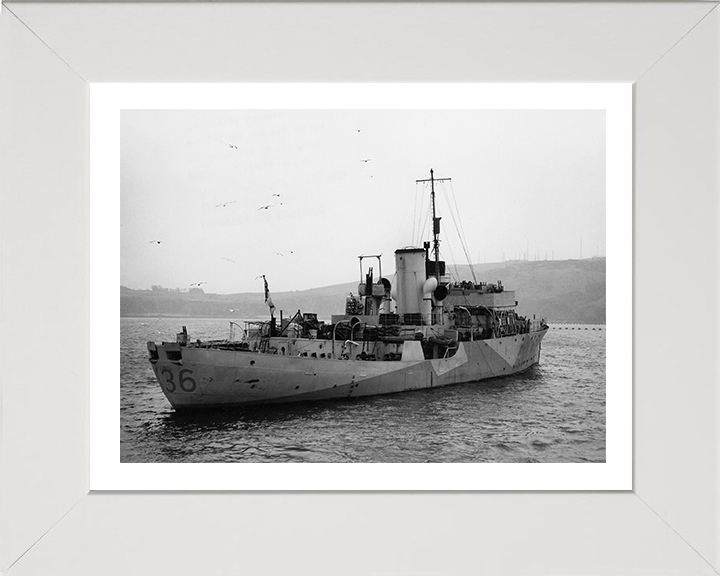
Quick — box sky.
[121,109,605,294]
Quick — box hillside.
[121,257,606,324]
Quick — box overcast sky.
[121,109,605,294]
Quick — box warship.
[147,170,549,409]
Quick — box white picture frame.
[1,2,719,574]
[91,83,630,491]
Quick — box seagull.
[228,144,238,149]
[149,240,165,244]
[221,257,236,263]
[190,282,207,287]
[272,194,281,197]
[275,252,284,257]
[215,201,236,208]
[258,205,272,210]
[360,159,372,163]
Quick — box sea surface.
[121,318,606,463]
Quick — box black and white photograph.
[120,106,607,465]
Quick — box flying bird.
[360,159,372,163]
[190,282,207,287]
[215,201,237,208]
[275,252,284,257]
[258,205,272,210]
[272,194,281,197]
[149,240,165,244]
[228,143,238,149]
[221,257,236,263]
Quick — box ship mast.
[416,169,451,278]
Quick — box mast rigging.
[416,169,451,278]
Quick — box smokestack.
[394,248,426,317]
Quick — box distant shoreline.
[121,316,606,327]
[121,258,606,325]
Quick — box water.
[121,318,605,463]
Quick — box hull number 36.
[160,367,197,393]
